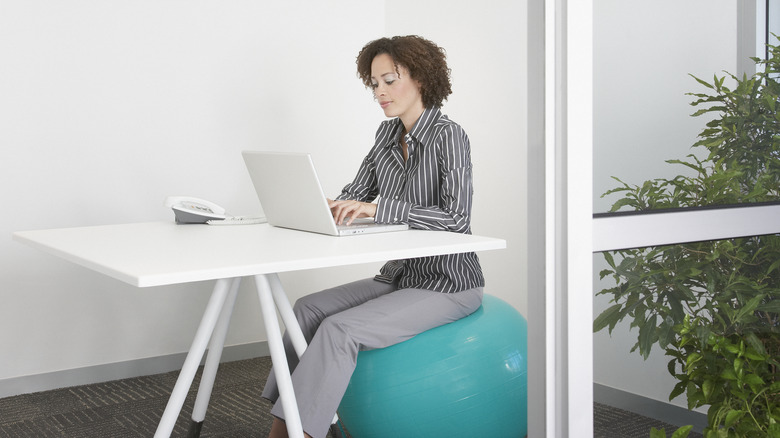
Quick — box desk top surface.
[14,221,506,287]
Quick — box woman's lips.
[379,101,391,109]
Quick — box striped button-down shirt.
[337,107,484,293]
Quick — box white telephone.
[164,196,265,225]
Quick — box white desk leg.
[255,274,304,438]
[266,274,339,424]
[267,273,308,358]
[154,278,232,438]
[188,277,241,436]
[265,274,340,427]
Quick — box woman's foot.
[268,417,312,438]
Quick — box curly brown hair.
[356,35,452,109]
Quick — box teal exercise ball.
[337,294,528,438]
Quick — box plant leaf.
[744,332,767,356]
[690,73,715,89]
[761,299,780,313]
[670,381,687,401]
[724,409,745,427]
[650,427,666,438]
[702,379,714,401]
[593,304,624,333]
[671,425,694,438]
[638,314,658,359]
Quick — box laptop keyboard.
[337,222,371,229]
[336,218,375,229]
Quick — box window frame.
[529,1,780,436]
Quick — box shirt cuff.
[375,197,411,224]
[374,259,404,283]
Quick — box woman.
[263,35,484,438]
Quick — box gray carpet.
[593,403,702,438]
[0,357,279,437]
[0,356,699,437]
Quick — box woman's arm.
[335,155,379,204]
[330,148,381,225]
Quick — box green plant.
[595,40,780,437]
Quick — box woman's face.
[370,53,424,129]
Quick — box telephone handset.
[165,196,227,224]
[165,196,266,225]
[164,196,266,225]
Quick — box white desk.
[13,221,506,437]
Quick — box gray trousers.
[260,277,483,438]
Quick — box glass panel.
[769,0,780,59]
[594,3,780,435]
[594,2,780,215]
[593,3,780,435]
[593,235,780,435]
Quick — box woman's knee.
[316,315,360,356]
[318,314,349,337]
[292,295,333,341]
[293,293,326,320]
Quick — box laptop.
[242,151,409,236]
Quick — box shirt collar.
[381,107,443,149]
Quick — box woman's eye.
[370,79,395,90]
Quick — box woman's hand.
[327,199,377,226]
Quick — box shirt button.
[394,196,399,199]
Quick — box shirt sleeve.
[375,124,474,234]
[335,155,379,203]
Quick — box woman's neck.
[400,104,425,134]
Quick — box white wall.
[1,1,527,392]
[593,0,737,408]
[1,0,385,386]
